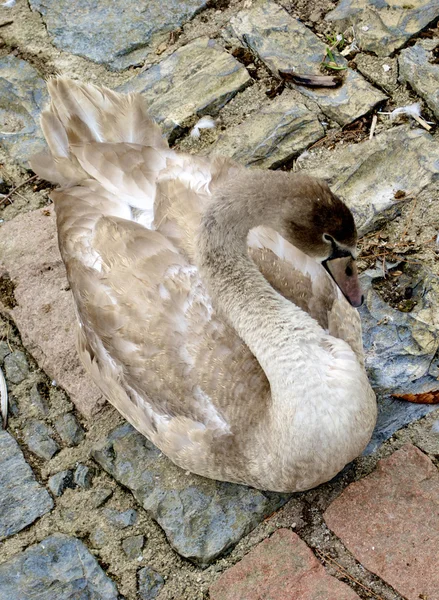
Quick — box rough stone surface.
[48,469,74,496]
[23,419,60,460]
[29,0,208,70]
[229,1,386,126]
[53,411,85,446]
[104,508,137,529]
[324,444,439,600]
[74,463,95,489]
[360,262,439,452]
[93,423,288,564]
[29,383,50,415]
[212,91,324,168]
[0,430,53,539]
[326,0,439,56]
[119,37,251,137]
[210,528,361,600]
[399,39,439,119]
[0,533,119,599]
[122,535,144,559]
[0,340,11,364]
[298,125,439,235]
[0,55,48,166]
[0,206,105,418]
[138,566,165,600]
[3,349,29,383]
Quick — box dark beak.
[323,256,364,308]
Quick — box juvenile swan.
[31,78,376,492]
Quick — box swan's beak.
[323,256,364,307]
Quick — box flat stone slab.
[360,262,439,453]
[229,1,386,126]
[298,125,439,235]
[120,38,251,138]
[212,91,324,168]
[209,528,361,600]
[326,0,439,57]
[92,423,288,565]
[0,206,104,418]
[0,55,48,167]
[0,533,119,599]
[0,430,53,540]
[324,444,439,600]
[399,39,439,120]
[29,0,207,70]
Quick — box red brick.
[0,207,104,417]
[324,444,439,600]
[209,529,360,600]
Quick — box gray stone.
[0,533,119,599]
[73,463,95,489]
[212,91,324,168]
[122,534,144,559]
[29,0,208,70]
[93,424,288,564]
[297,125,439,235]
[90,527,108,549]
[30,383,50,416]
[53,412,85,446]
[89,487,113,508]
[103,508,137,529]
[119,37,251,138]
[229,1,386,126]
[4,349,29,384]
[360,263,439,453]
[399,40,439,120]
[326,0,439,56]
[0,55,48,167]
[355,54,398,92]
[0,430,53,539]
[23,419,60,460]
[0,340,11,364]
[138,566,164,600]
[48,469,74,496]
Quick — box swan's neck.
[197,176,322,387]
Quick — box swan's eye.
[323,233,333,244]
[345,265,353,277]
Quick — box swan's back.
[31,78,370,491]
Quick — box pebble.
[23,419,60,460]
[73,463,95,489]
[122,534,144,559]
[29,383,49,416]
[138,566,165,600]
[103,508,137,529]
[53,412,85,446]
[4,350,29,384]
[48,469,74,496]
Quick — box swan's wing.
[248,227,364,364]
[55,184,270,476]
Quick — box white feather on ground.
[0,367,8,429]
[190,116,216,138]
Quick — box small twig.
[369,114,378,139]
[412,114,432,131]
[0,174,38,206]
[316,550,385,600]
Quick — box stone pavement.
[1,0,439,598]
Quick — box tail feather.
[31,77,171,226]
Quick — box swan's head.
[282,177,363,307]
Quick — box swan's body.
[32,79,376,492]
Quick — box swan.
[31,78,376,493]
